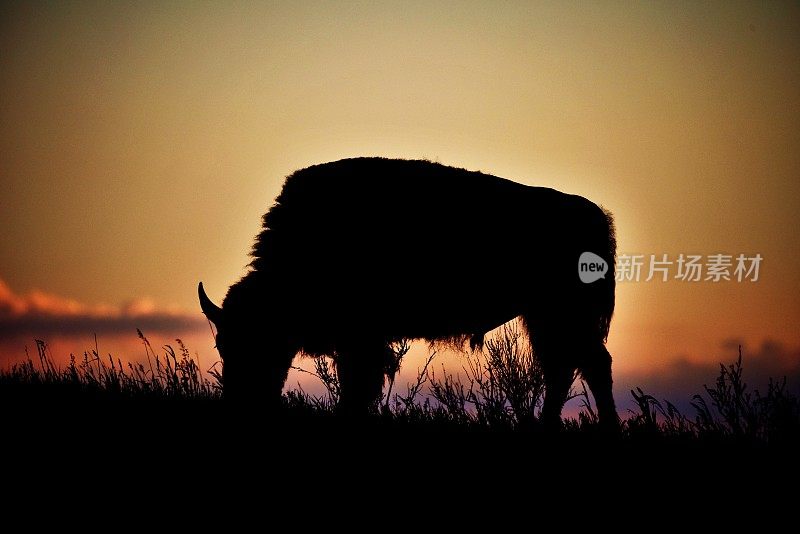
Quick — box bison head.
[198,282,232,380]
[198,282,242,398]
[198,282,223,325]
[197,281,289,404]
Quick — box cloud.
[619,338,800,408]
[0,278,205,338]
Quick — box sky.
[1,1,799,407]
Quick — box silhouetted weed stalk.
[422,323,544,428]
[284,324,798,441]
[626,348,799,442]
[1,329,797,442]
[2,331,221,400]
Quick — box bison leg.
[579,343,619,430]
[263,343,296,407]
[540,360,574,430]
[526,317,577,430]
[335,340,387,416]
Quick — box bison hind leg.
[579,343,620,430]
[334,339,390,416]
[540,359,575,430]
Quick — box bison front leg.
[334,340,387,416]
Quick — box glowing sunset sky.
[1,2,798,401]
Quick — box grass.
[1,331,220,402]
[2,326,797,448]
[4,331,795,520]
[3,329,798,507]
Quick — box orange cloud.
[0,278,205,337]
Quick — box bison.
[199,157,618,427]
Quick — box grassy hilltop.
[3,327,797,448]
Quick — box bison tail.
[599,207,617,342]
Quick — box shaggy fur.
[200,158,618,426]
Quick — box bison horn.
[198,282,223,325]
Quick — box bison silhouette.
[199,157,618,427]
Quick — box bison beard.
[199,157,618,428]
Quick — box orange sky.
[1,2,799,403]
